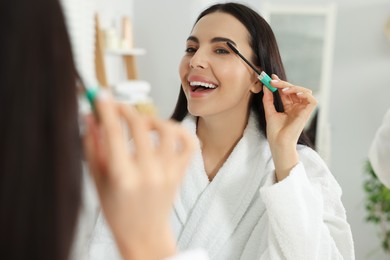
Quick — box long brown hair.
[0,0,82,259]
[171,2,311,146]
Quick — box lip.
[186,75,218,98]
[187,75,218,86]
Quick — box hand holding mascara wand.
[226,41,318,181]
[226,42,277,92]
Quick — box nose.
[189,49,208,69]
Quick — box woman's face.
[179,12,262,118]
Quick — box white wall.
[101,0,390,258]
[132,0,193,118]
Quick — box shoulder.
[295,145,342,194]
[296,145,329,173]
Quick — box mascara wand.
[226,42,277,92]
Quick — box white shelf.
[105,48,146,56]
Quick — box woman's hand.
[84,91,196,260]
[262,74,317,181]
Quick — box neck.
[196,108,250,180]
[197,112,249,150]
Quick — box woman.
[0,0,203,259]
[171,2,354,259]
[89,2,355,259]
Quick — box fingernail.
[297,92,304,96]
[282,87,290,92]
[96,89,112,101]
[271,79,279,84]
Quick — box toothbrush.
[226,42,277,92]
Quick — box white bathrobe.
[369,108,390,188]
[172,113,354,260]
[88,113,355,260]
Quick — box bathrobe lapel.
[174,114,273,258]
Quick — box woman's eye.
[185,47,197,53]
[216,48,230,54]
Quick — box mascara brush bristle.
[226,42,261,75]
[226,41,240,54]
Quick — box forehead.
[191,12,250,45]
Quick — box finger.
[288,94,318,126]
[146,117,196,172]
[118,104,155,161]
[280,85,313,96]
[282,84,314,104]
[269,74,294,90]
[83,115,106,192]
[168,123,196,179]
[296,92,318,109]
[270,75,313,97]
[94,91,131,178]
[282,89,301,104]
[277,88,294,106]
[172,122,196,159]
[270,76,300,104]
[262,86,277,118]
[271,77,293,106]
[149,118,177,157]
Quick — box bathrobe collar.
[173,112,275,257]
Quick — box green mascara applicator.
[226,42,277,92]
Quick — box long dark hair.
[0,0,82,259]
[171,2,311,146]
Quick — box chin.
[187,104,207,117]
[187,107,201,117]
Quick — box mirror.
[262,3,337,164]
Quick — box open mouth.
[189,81,218,92]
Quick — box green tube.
[85,87,100,108]
[258,72,278,92]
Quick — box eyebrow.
[186,36,237,46]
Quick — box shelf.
[95,14,144,85]
[105,48,146,56]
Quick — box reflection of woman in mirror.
[90,2,354,259]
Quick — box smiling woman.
[89,2,355,259]
[179,14,260,121]
[172,3,354,259]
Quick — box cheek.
[218,64,251,87]
[179,57,189,80]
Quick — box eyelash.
[184,47,230,55]
[215,48,230,54]
[185,47,197,53]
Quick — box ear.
[250,69,262,94]
[250,81,262,94]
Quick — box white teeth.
[189,81,217,89]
